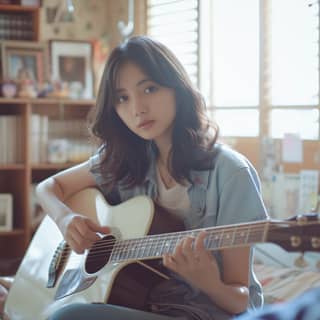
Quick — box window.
[146,0,320,140]
[269,0,319,139]
[146,0,199,85]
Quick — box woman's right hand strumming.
[58,212,110,254]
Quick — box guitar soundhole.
[85,235,116,274]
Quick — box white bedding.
[254,263,320,304]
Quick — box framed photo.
[50,40,94,99]
[1,41,48,85]
[0,194,13,231]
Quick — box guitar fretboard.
[109,221,269,263]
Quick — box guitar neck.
[110,220,270,263]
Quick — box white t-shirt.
[155,167,190,219]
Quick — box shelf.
[0,97,96,106]
[0,164,25,170]
[0,97,93,274]
[0,4,39,12]
[0,229,24,236]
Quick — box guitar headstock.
[267,214,320,252]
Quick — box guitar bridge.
[47,240,70,288]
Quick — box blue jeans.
[49,303,185,320]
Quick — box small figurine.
[1,80,17,98]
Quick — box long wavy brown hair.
[90,35,219,192]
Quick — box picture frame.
[50,40,94,99]
[0,193,13,231]
[1,40,48,86]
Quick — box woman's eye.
[145,85,158,94]
[116,95,128,104]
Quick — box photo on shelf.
[0,41,48,85]
[50,40,94,99]
[0,193,13,231]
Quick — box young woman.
[37,36,268,320]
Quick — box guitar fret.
[120,241,129,260]
[127,240,135,260]
[146,238,152,257]
[111,221,273,263]
[113,243,121,262]
[150,236,157,257]
[154,236,161,257]
[141,239,147,259]
[140,239,147,258]
[135,239,141,259]
[127,240,134,259]
[160,237,165,256]
[176,232,183,247]
[211,233,221,249]
[221,231,233,247]
[135,240,142,258]
[163,239,171,254]
[168,236,175,253]
[168,233,179,254]
[231,227,236,245]
[218,229,224,248]
[235,228,249,246]
[128,240,137,259]
[245,225,251,244]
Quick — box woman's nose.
[132,96,147,116]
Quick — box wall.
[38,0,146,92]
[39,0,109,42]
[39,0,145,46]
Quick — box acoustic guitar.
[4,188,320,319]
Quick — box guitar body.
[6,189,320,320]
[5,188,183,320]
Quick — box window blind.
[147,0,199,85]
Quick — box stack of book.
[0,115,22,164]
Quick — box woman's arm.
[205,246,250,314]
[163,232,250,315]
[36,161,110,253]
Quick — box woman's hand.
[58,213,110,254]
[163,231,222,293]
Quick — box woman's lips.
[138,120,155,129]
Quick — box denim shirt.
[89,144,268,319]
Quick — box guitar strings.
[59,221,270,259]
[56,221,319,265]
[59,229,318,266]
[58,220,319,261]
[70,219,319,254]
[58,230,318,267]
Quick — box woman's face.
[114,61,176,145]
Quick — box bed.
[254,243,320,305]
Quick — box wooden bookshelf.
[0,97,95,275]
[0,4,40,41]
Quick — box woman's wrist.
[201,278,225,300]
[55,210,75,236]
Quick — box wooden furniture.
[0,98,95,275]
[0,4,40,41]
